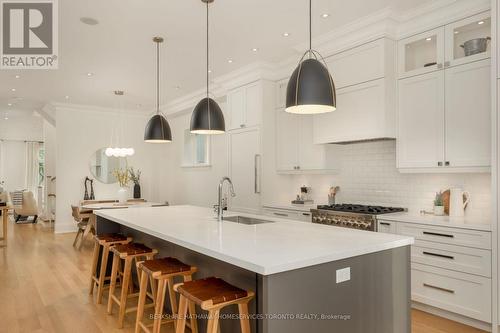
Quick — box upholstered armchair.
[0,192,12,206]
[14,191,39,223]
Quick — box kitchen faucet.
[215,177,236,221]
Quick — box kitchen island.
[95,205,413,333]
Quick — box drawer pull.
[423,283,455,294]
[273,212,288,217]
[380,222,391,226]
[423,231,454,238]
[302,213,311,216]
[422,251,454,260]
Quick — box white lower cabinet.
[262,207,312,222]
[378,219,492,323]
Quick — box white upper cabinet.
[324,38,389,89]
[228,82,262,130]
[444,59,491,168]
[275,108,336,173]
[397,71,445,169]
[398,28,445,79]
[276,79,288,109]
[445,12,491,68]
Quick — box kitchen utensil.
[460,37,490,57]
[449,187,470,217]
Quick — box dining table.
[0,204,12,247]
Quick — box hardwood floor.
[0,218,488,333]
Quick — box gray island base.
[97,215,410,333]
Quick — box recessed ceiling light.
[11,88,16,92]
[251,48,258,52]
[87,72,93,77]
[454,31,459,34]
[208,69,212,73]
[80,17,99,25]
[7,103,12,106]
[15,75,20,79]
[321,13,330,18]
[4,117,8,120]
[282,32,290,37]
[65,95,70,99]
[478,21,485,25]
[227,59,233,63]
[426,37,432,41]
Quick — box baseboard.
[54,223,77,234]
[412,302,492,332]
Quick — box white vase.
[118,187,128,204]
[433,205,445,216]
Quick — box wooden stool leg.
[135,269,149,333]
[153,279,167,333]
[207,310,220,333]
[167,278,178,330]
[175,295,188,333]
[238,302,251,333]
[97,245,110,304]
[118,257,133,328]
[183,275,198,333]
[107,253,120,314]
[89,241,100,295]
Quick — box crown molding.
[51,102,149,117]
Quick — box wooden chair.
[89,233,132,304]
[135,257,198,333]
[71,205,93,249]
[108,243,158,328]
[174,277,254,333]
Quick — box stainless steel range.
[311,204,405,231]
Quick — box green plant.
[113,168,130,187]
[434,191,444,207]
[128,167,141,185]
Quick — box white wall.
[55,106,171,233]
[0,114,43,142]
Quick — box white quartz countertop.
[96,205,414,275]
[378,212,491,232]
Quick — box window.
[182,129,210,167]
[38,146,45,186]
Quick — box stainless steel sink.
[223,216,274,225]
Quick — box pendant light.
[105,91,135,157]
[190,0,225,135]
[144,37,172,143]
[285,0,336,114]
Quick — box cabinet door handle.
[445,161,450,166]
[380,222,391,226]
[422,251,454,260]
[273,212,288,217]
[254,154,261,194]
[302,213,311,216]
[423,231,454,238]
[240,124,246,128]
[437,162,443,167]
[423,283,455,294]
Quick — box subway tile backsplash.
[290,141,491,223]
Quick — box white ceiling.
[0,0,436,116]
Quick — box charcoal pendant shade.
[191,97,225,134]
[144,36,172,143]
[190,0,225,135]
[285,0,336,114]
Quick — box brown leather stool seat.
[89,233,132,304]
[174,277,254,333]
[135,258,198,333]
[107,242,158,328]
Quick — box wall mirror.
[89,148,127,184]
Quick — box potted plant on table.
[113,168,130,204]
[434,191,445,216]
[129,167,142,199]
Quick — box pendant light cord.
[206,1,209,99]
[309,0,312,51]
[156,40,160,114]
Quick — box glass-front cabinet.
[445,12,491,67]
[398,28,444,78]
[398,11,490,78]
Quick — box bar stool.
[107,243,158,328]
[174,277,254,333]
[89,233,132,304]
[135,257,198,333]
